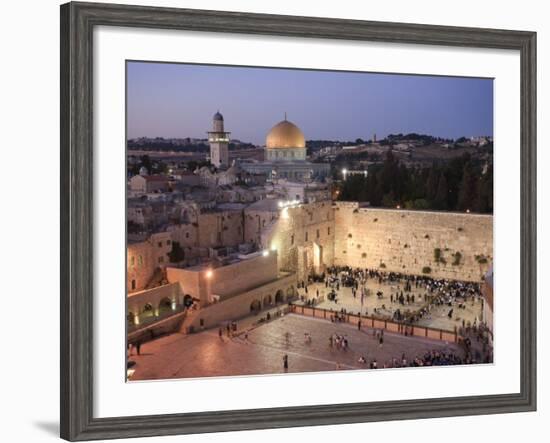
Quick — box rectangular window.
[131,280,136,290]
[291,234,294,245]
[158,242,162,248]
[305,232,308,242]
[167,240,171,245]
[328,227,331,235]
[316,229,320,239]
[138,255,143,266]
[158,256,164,263]
[130,256,135,267]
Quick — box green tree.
[457,162,479,211]
[426,166,439,203]
[433,173,449,210]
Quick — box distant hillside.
[127,137,257,152]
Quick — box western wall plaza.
[126,111,494,380]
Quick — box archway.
[127,311,135,326]
[183,294,193,308]
[158,297,172,316]
[250,300,261,312]
[263,294,272,307]
[141,303,154,321]
[275,290,284,304]
[286,286,295,299]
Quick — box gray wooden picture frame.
[60,1,537,441]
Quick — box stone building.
[244,199,335,280]
[273,179,331,203]
[127,231,172,292]
[129,174,170,194]
[197,164,240,188]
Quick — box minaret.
[207,111,230,168]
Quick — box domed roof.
[266,119,305,149]
[213,111,223,121]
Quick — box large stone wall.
[333,202,493,282]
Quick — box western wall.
[332,202,493,282]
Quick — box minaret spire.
[284,111,287,121]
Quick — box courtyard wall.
[186,273,297,330]
[333,202,493,282]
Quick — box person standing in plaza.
[283,354,289,372]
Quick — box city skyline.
[127,61,494,145]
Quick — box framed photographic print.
[60,1,537,441]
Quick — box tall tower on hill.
[208,111,230,168]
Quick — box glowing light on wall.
[278,199,300,209]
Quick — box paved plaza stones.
[129,314,464,381]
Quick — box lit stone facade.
[332,202,493,282]
[244,200,336,280]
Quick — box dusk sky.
[127,61,493,145]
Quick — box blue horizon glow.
[127,61,493,145]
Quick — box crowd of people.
[297,266,485,330]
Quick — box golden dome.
[266,119,305,149]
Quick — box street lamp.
[342,168,348,180]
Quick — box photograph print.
[125,61,494,381]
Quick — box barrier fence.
[288,304,459,343]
